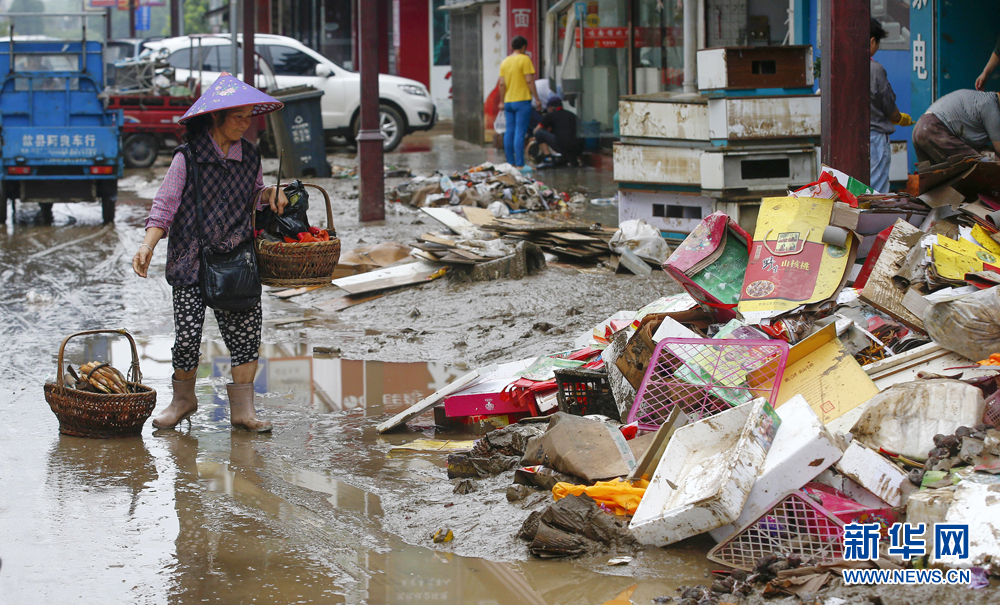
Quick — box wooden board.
[461,206,499,227]
[270,285,326,299]
[331,260,444,294]
[376,368,491,434]
[859,219,925,332]
[263,315,314,326]
[420,207,479,236]
[550,231,601,243]
[418,232,459,247]
[313,292,384,312]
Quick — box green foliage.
[184,0,212,36]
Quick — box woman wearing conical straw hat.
[132,73,285,433]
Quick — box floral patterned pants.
[171,285,261,372]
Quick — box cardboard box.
[774,324,879,425]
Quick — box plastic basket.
[707,491,845,571]
[627,338,789,431]
[43,329,157,439]
[984,391,1000,428]
[255,182,341,287]
[553,367,620,420]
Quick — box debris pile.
[389,162,564,211]
[375,157,1000,598]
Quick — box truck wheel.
[102,197,115,224]
[40,203,53,224]
[123,134,159,168]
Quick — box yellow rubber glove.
[893,112,914,127]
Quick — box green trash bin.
[266,85,331,178]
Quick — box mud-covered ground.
[1,128,994,604]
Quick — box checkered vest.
[165,133,261,287]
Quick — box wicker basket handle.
[253,182,336,236]
[55,328,142,388]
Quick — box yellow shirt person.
[497,36,540,169]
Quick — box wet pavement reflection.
[0,135,715,604]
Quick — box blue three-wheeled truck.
[0,12,124,224]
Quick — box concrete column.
[358,0,385,223]
[683,0,697,93]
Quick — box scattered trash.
[522,494,638,559]
[431,528,454,544]
[606,556,633,566]
[452,479,477,495]
[521,413,638,483]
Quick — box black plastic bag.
[257,179,311,240]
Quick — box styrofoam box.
[938,480,1000,570]
[617,188,715,235]
[629,398,779,547]
[834,441,915,507]
[709,395,842,542]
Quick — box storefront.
[543,0,688,138]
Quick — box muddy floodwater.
[0,132,723,604]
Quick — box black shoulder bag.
[190,152,262,312]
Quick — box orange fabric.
[552,478,649,516]
[978,353,1000,366]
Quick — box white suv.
[144,34,436,152]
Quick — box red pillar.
[170,0,180,37]
[358,0,385,223]
[128,0,136,38]
[820,0,870,183]
[243,0,257,143]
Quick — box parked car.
[142,34,437,152]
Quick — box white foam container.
[629,397,779,547]
[710,395,843,542]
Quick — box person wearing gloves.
[131,73,288,433]
[870,18,912,193]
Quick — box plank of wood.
[263,315,315,326]
[313,293,384,312]
[337,269,444,295]
[859,219,925,332]
[462,206,499,227]
[550,231,601,243]
[332,260,442,291]
[270,285,326,299]
[420,207,480,237]
[418,232,459,247]
[376,368,491,434]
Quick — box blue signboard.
[136,5,150,31]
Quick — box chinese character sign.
[844,523,969,562]
[506,0,537,61]
[913,34,927,81]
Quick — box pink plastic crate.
[627,337,788,431]
[708,491,845,571]
[984,391,1000,428]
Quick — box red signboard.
[89,0,116,6]
[558,26,683,49]
[506,0,539,64]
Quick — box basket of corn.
[43,329,157,438]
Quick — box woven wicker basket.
[43,329,157,439]
[256,182,341,287]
